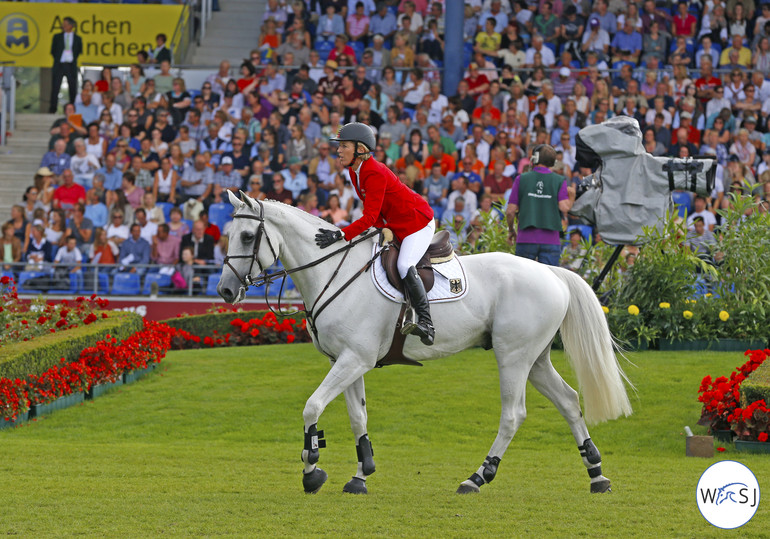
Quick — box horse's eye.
[242,232,255,243]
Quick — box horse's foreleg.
[301,354,369,494]
[457,360,528,494]
[340,375,375,494]
[528,349,611,493]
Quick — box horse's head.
[217,190,279,303]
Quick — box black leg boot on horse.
[401,266,435,346]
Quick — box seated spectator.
[0,222,22,270]
[484,160,514,203]
[88,227,118,265]
[686,195,717,231]
[22,186,45,223]
[686,216,718,258]
[134,208,158,244]
[423,162,450,217]
[317,5,345,44]
[150,223,180,267]
[84,189,108,229]
[175,246,203,294]
[95,153,123,192]
[447,176,478,216]
[199,209,221,243]
[321,193,350,227]
[25,224,52,268]
[266,173,295,205]
[41,139,72,178]
[281,157,309,200]
[729,128,757,168]
[423,141,456,177]
[117,223,151,275]
[70,138,100,191]
[53,235,83,278]
[180,153,214,203]
[441,197,470,248]
[65,202,94,249]
[181,220,215,266]
[581,18,610,61]
[167,207,190,240]
[720,35,752,68]
[53,169,86,212]
[106,209,130,247]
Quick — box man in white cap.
[213,156,243,194]
[552,66,576,101]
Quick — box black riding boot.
[402,266,435,346]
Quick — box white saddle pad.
[371,244,469,303]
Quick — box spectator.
[423,162,450,217]
[25,224,53,267]
[441,197,470,248]
[84,189,108,229]
[181,153,214,203]
[347,2,371,42]
[581,18,610,60]
[0,221,22,270]
[118,223,151,275]
[525,34,557,67]
[175,246,203,294]
[266,173,295,205]
[65,202,94,249]
[70,138,100,191]
[53,235,83,279]
[53,169,86,212]
[151,223,180,267]
[214,156,244,196]
[134,208,158,244]
[484,160,514,203]
[281,157,309,199]
[88,227,118,265]
[181,220,215,266]
[720,34,752,67]
[41,139,72,177]
[167,207,190,239]
[76,85,99,125]
[480,0,509,33]
[317,6,346,44]
[22,186,45,223]
[447,176,478,216]
[370,3,397,44]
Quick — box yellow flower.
[683,310,694,319]
[628,305,640,316]
[719,310,730,322]
[684,299,697,304]
[659,302,670,309]
[602,306,609,314]
[705,293,713,298]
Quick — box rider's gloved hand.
[315,228,343,248]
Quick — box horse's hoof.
[342,476,368,494]
[303,467,328,494]
[590,479,612,493]
[456,480,481,494]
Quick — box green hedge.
[0,311,143,380]
[742,358,770,406]
[161,310,307,338]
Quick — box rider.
[315,122,436,346]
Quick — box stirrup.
[400,305,418,336]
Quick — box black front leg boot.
[402,266,435,346]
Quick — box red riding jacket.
[341,157,433,242]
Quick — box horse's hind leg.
[341,375,375,494]
[457,355,529,494]
[528,348,612,493]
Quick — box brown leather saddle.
[375,229,455,369]
[379,229,454,294]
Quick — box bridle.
[222,199,381,336]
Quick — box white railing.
[1,65,16,147]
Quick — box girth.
[380,229,454,294]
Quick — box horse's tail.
[549,266,633,424]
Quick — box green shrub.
[0,311,143,380]
[742,356,770,406]
[161,310,307,338]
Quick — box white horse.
[218,192,632,495]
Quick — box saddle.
[380,229,454,294]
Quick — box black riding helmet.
[330,122,376,165]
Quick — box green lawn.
[1,345,768,537]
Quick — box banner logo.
[697,460,760,529]
[0,12,39,57]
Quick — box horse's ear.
[239,190,255,210]
[227,189,243,209]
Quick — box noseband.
[223,198,279,290]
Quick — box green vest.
[517,170,564,232]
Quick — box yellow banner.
[0,3,184,67]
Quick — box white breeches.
[397,219,436,279]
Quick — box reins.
[223,199,382,339]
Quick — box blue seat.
[208,202,232,231]
[142,272,172,295]
[463,42,473,68]
[188,89,201,99]
[315,40,334,61]
[181,218,194,233]
[268,277,285,297]
[206,274,220,296]
[16,270,49,293]
[672,191,693,218]
[348,41,365,63]
[157,202,175,222]
[111,273,141,295]
[49,272,83,294]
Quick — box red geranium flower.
[759,432,769,442]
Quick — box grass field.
[1,344,768,537]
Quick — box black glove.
[315,228,343,248]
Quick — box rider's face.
[337,141,356,167]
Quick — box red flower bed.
[1,319,173,423]
[698,349,770,441]
[169,311,310,350]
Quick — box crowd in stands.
[4,0,770,292]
